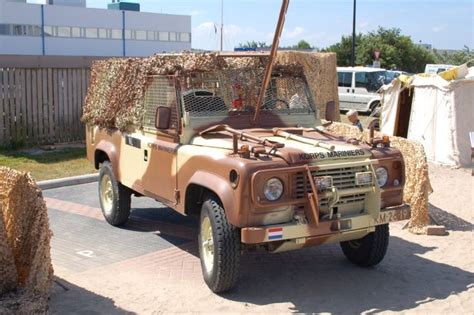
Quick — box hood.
[191,129,371,165]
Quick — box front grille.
[293,165,370,213]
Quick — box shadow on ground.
[123,205,473,313]
[49,277,134,314]
[223,235,474,313]
[429,203,472,232]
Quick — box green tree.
[325,27,436,73]
[294,40,312,49]
[433,47,474,65]
[238,41,271,49]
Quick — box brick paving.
[44,186,341,282]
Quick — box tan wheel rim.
[201,216,214,273]
[100,174,114,216]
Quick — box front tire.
[340,224,389,267]
[98,161,131,226]
[198,195,240,293]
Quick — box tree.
[325,27,436,73]
[238,41,271,49]
[433,47,474,65]
[294,40,312,49]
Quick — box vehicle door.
[352,72,376,111]
[337,71,354,110]
[140,75,181,205]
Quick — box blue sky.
[29,0,473,51]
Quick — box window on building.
[85,27,98,38]
[124,29,131,39]
[98,28,107,38]
[71,27,81,38]
[13,25,27,36]
[57,26,71,37]
[180,32,190,42]
[136,30,146,40]
[147,30,155,41]
[159,31,168,41]
[169,32,177,41]
[0,24,11,35]
[43,25,54,36]
[111,29,122,39]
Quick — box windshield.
[179,71,316,118]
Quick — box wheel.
[198,194,240,293]
[98,161,131,226]
[340,224,389,267]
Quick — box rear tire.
[340,224,389,267]
[98,161,131,226]
[198,194,240,293]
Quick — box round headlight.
[375,167,389,187]
[263,178,284,201]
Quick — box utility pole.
[220,0,224,51]
[351,0,356,67]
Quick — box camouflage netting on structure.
[325,122,432,234]
[0,167,53,314]
[82,51,339,131]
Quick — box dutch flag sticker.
[268,227,284,240]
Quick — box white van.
[337,67,389,114]
[424,64,455,74]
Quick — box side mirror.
[155,106,171,129]
[325,101,337,122]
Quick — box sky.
[28,0,474,51]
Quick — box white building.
[0,0,192,57]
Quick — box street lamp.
[351,0,356,67]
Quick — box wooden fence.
[0,67,91,147]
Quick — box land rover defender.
[86,63,410,292]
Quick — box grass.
[0,147,97,181]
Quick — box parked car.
[337,67,389,114]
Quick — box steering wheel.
[262,98,290,110]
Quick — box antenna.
[220,0,224,51]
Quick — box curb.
[38,173,99,190]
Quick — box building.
[0,0,191,57]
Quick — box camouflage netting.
[82,52,339,131]
[0,167,53,314]
[325,122,432,234]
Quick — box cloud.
[282,26,305,39]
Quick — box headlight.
[375,167,388,187]
[355,172,373,186]
[263,178,284,201]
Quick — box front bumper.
[241,204,411,245]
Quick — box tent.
[380,68,474,167]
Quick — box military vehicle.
[86,0,410,293]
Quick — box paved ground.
[45,164,473,314]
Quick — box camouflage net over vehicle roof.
[82,52,339,131]
[0,167,53,313]
[326,122,432,234]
